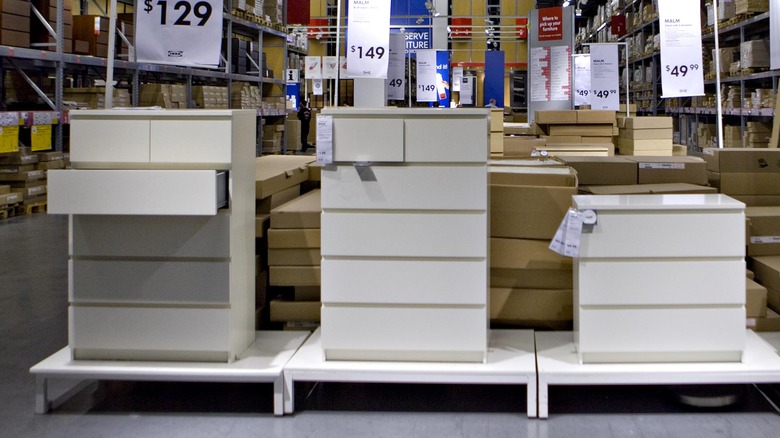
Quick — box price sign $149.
[143,0,213,26]
[350,45,385,60]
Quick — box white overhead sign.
[346,0,391,78]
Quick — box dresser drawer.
[150,117,232,164]
[405,117,488,162]
[71,260,230,304]
[321,305,487,362]
[321,212,487,258]
[70,117,151,164]
[333,117,404,162]
[70,306,231,362]
[321,164,486,210]
[49,169,226,215]
[576,259,745,306]
[322,259,486,305]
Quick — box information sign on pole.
[386,33,406,100]
[589,44,619,110]
[286,69,300,83]
[415,50,437,102]
[573,54,591,106]
[136,0,223,66]
[658,0,704,98]
[346,0,391,78]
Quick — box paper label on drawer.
[316,115,333,164]
[638,163,685,170]
[750,236,780,244]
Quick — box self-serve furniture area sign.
[538,6,563,41]
[137,0,223,66]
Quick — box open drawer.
[48,169,228,215]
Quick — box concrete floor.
[3,213,780,437]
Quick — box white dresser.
[320,108,489,362]
[573,194,746,363]
[48,110,256,362]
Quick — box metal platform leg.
[538,376,549,419]
[283,372,294,414]
[273,376,284,416]
[35,375,50,414]
[527,378,538,418]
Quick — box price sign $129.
[144,0,213,26]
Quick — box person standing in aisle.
[484,98,498,108]
[297,100,312,152]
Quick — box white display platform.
[283,328,538,417]
[30,331,310,416]
[535,330,780,418]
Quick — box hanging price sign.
[346,0,391,78]
[386,33,405,100]
[589,44,619,110]
[658,0,704,98]
[136,0,222,66]
[573,54,590,106]
[415,50,437,102]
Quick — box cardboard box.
[746,277,768,318]
[768,286,780,313]
[747,207,780,256]
[308,162,322,181]
[0,170,45,182]
[503,123,534,135]
[625,156,707,185]
[256,184,300,214]
[270,189,321,229]
[269,266,321,286]
[0,192,22,205]
[490,288,573,326]
[254,155,315,199]
[491,185,576,239]
[35,160,65,171]
[624,117,673,129]
[576,110,616,124]
[619,138,674,150]
[489,167,577,188]
[731,195,780,207]
[0,185,8,195]
[490,238,573,289]
[490,108,504,132]
[0,154,38,165]
[543,135,582,144]
[548,124,614,137]
[537,144,614,157]
[268,228,321,249]
[490,132,504,153]
[535,110,577,124]
[718,173,780,196]
[503,136,545,157]
[269,299,321,322]
[747,308,780,332]
[268,248,321,266]
[581,136,614,144]
[751,255,780,292]
[255,213,270,238]
[11,185,46,198]
[703,148,780,173]
[580,183,718,195]
[560,156,637,186]
[490,157,567,168]
[294,286,321,301]
[673,145,687,156]
[620,128,673,140]
[619,148,673,157]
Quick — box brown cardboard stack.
[489,108,504,154]
[0,0,30,48]
[625,156,708,185]
[746,207,780,256]
[745,275,774,331]
[534,110,616,157]
[31,0,73,53]
[503,123,543,157]
[285,117,301,152]
[736,0,769,14]
[618,116,674,156]
[63,87,131,109]
[262,123,285,154]
[712,47,738,74]
[0,184,22,215]
[704,148,780,206]
[139,84,188,109]
[744,121,771,148]
[73,15,109,57]
[231,83,262,109]
[488,162,577,329]
[0,148,47,211]
[263,0,284,23]
[751,256,780,316]
[741,40,770,69]
[724,125,743,148]
[268,189,322,329]
[193,86,229,109]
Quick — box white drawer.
[321,212,487,258]
[321,305,487,362]
[71,214,230,258]
[405,117,488,162]
[576,259,745,306]
[70,117,151,164]
[49,169,222,215]
[322,259,486,305]
[70,306,231,361]
[150,118,232,164]
[71,260,230,304]
[322,164,486,210]
[576,307,745,363]
[333,117,404,162]
[578,210,744,258]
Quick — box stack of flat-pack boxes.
[618,116,673,156]
[534,110,616,157]
[573,194,746,363]
[502,123,543,157]
[0,147,59,211]
[489,109,504,154]
[0,0,30,48]
[267,189,322,330]
[139,84,188,109]
[736,0,769,14]
[30,0,74,52]
[73,15,108,57]
[489,159,577,329]
[320,108,489,362]
[745,206,780,328]
[705,148,780,206]
[744,121,771,148]
[741,40,770,69]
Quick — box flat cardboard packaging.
[548,124,614,136]
[308,162,322,181]
[490,267,573,290]
[537,143,614,157]
[0,185,9,195]
[490,157,567,168]
[490,133,504,153]
[576,110,616,124]
[36,160,65,170]
[490,288,573,323]
[543,135,582,144]
[268,248,321,266]
[618,147,673,156]
[255,155,315,199]
[490,108,504,132]
[503,136,545,157]
[255,185,300,214]
[703,148,780,173]
[580,183,718,195]
[491,238,573,270]
[581,136,614,144]
[625,156,707,185]
[36,151,64,162]
[255,213,270,238]
[732,195,780,207]
[269,299,321,322]
[767,286,780,313]
[750,255,780,292]
[624,116,673,129]
[717,173,780,195]
[619,138,674,150]
[270,189,321,229]
[746,207,780,256]
[560,156,637,186]
[746,277,768,318]
[268,228,321,249]
[0,192,22,205]
[269,266,321,286]
[11,186,47,198]
[503,123,534,135]
[673,145,687,156]
[620,128,673,140]
[489,167,577,188]
[491,185,576,239]
[535,110,577,124]
[294,286,321,301]
[747,308,780,332]
[0,170,45,182]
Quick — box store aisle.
[2,214,780,437]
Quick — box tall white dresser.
[48,110,256,362]
[573,194,746,363]
[320,108,489,362]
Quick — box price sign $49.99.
[137,0,222,66]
